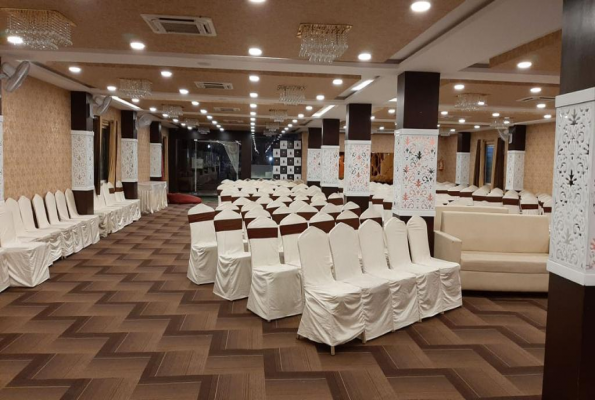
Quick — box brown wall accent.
[396,71,440,130]
[508,125,526,151]
[308,127,322,149]
[121,110,138,199]
[457,132,471,153]
[345,104,372,211]
[322,119,340,146]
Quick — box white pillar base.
[505,150,525,191]
[121,138,139,183]
[344,140,371,197]
[71,130,95,191]
[455,152,470,186]
[306,148,322,183]
[321,145,339,188]
[150,143,163,179]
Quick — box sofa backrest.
[441,211,549,254]
[435,205,509,231]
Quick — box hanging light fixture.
[454,93,488,111]
[269,109,289,123]
[3,8,75,50]
[161,104,183,118]
[185,118,200,127]
[277,85,306,105]
[119,79,153,98]
[297,23,352,63]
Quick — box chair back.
[244,208,271,227]
[272,206,292,224]
[188,204,216,245]
[288,199,308,213]
[44,192,61,224]
[360,207,383,226]
[247,217,280,268]
[359,220,390,273]
[214,210,244,255]
[0,207,19,246]
[55,191,72,221]
[329,223,362,280]
[297,227,336,286]
[309,212,335,233]
[280,214,308,266]
[342,201,361,216]
[385,218,415,268]
[5,198,28,236]
[297,204,318,221]
[405,216,431,264]
[320,203,340,220]
[65,189,81,217]
[336,210,360,230]
[32,195,52,229]
[116,181,126,202]
[18,196,39,232]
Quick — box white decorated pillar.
[0,115,4,205]
[455,132,471,185]
[306,127,322,186]
[70,92,95,214]
[344,103,372,211]
[504,125,527,191]
[320,119,340,197]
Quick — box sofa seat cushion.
[460,251,548,274]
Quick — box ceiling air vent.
[141,14,216,37]
[223,119,246,124]
[214,107,241,113]
[195,81,234,90]
[517,96,555,103]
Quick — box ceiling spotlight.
[217,124,221,128]
[161,70,173,78]
[379,126,385,130]
[333,79,343,85]
[249,0,266,3]
[187,126,192,130]
[7,35,23,45]
[537,103,546,109]
[388,109,396,114]
[370,116,375,120]
[250,92,258,98]
[181,123,186,127]
[250,117,256,121]
[288,124,293,127]
[411,1,432,12]
[179,88,189,95]
[250,112,256,116]
[173,118,179,123]
[251,122,255,126]
[250,103,257,108]
[292,119,298,123]
[163,113,169,118]
[343,125,347,129]
[477,101,485,106]
[149,107,157,112]
[531,87,542,93]
[474,125,480,129]
[450,129,456,132]
[130,41,145,50]
[437,124,440,127]
[358,52,372,61]
[298,113,304,118]
[248,47,262,56]
[504,120,510,125]
[207,115,213,120]
[458,118,465,123]
[492,112,500,117]
[389,98,398,102]
[454,84,465,90]
[316,94,325,101]
[517,61,532,69]
[220,128,224,131]
[192,101,199,106]
[69,66,81,73]
[200,109,207,114]
[107,85,117,92]
[441,111,448,116]
[306,106,313,111]
[544,114,552,119]
[249,75,260,82]
[131,98,140,104]
[213,120,218,124]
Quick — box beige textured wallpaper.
[437,135,457,182]
[524,123,555,194]
[3,77,72,199]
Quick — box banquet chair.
[266,199,285,214]
[458,185,477,206]
[297,227,365,354]
[0,208,51,287]
[17,197,66,260]
[407,216,462,312]
[66,189,108,238]
[328,192,344,206]
[115,181,141,221]
[45,192,86,252]
[521,195,540,215]
[371,194,384,216]
[272,206,292,225]
[310,197,327,211]
[56,190,100,246]
[309,212,336,233]
[503,190,521,214]
[232,196,251,213]
[32,194,78,256]
[382,195,393,223]
[359,220,422,329]
[486,188,504,207]
[297,204,318,221]
[342,201,362,216]
[293,195,310,203]
[219,189,234,205]
[94,191,122,233]
[320,203,341,220]
[384,218,442,318]
[0,250,8,292]
[213,210,252,300]
[216,202,239,213]
[359,207,383,226]
[246,218,303,321]
[187,204,218,285]
[336,210,360,230]
[277,196,293,207]
[255,196,272,207]
[279,214,308,267]
[329,224,393,340]
[288,199,308,213]
[101,183,132,227]
[244,207,271,227]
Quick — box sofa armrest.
[434,231,462,264]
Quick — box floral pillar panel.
[344,140,371,197]
[505,150,525,191]
[71,130,95,192]
[320,145,339,188]
[548,88,595,286]
[0,116,3,205]
[307,148,322,183]
[121,138,139,184]
[150,143,162,179]
[392,129,438,217]
[455,152,470,186]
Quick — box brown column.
[307,127,322,187]
[150,121,163,181]
[543,0,595,399]
[344,103,372,211]
[505,125,526,191]
[121,110,138,199]
[392,71,441,252]
[70,91,95,215]
[320,119,340,197]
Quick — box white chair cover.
[297,227,365,348]
[0,249,9,292]
[102,183,133,226]
[342,201,362,216]
[384,218,442,318]
[16,197,64,261]
[359,207,383,226]
[279,214,308,267]
[115,181,141,221]
[56,190,100,246]
[246,218,303,321]
[66,189,108,238]
[0,207,51,287]
[407,216,462,312]
[288,200,308,213]
[187,204,218,285]
[46,192,86,252]
[32,195,76,257]
[309,212,336,233]
[94,192,121,233]
[212,210,252,301]
[329,224,393,340]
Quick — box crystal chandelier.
[490,117,513,130]
[264,130,277,136]
[297,23,351,63]
[161,104,183,118]
[3,8,74,50]
[197,127,209,135]
[269,109,288,123]
[119,79,152,98]
[278,86,305,106]
[455,93,488,111]
[266,122,280,131]
[185,118,200,127]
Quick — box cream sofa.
[435,211,549,292]
[434,205,508,232]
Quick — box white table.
[138,182,168,214]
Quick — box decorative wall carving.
[121,138,138,183]
[150,143,162,178]
[344,140,371,197]
[321,145,339,187]
[505,150,525,191]
[71,130,95,191]
[392,129,438,217]
[455,152,470,185]
[307,148,321,182]
[0,116,3,204]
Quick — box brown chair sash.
[543,206,552,213]
[214,219,243,232]
[371,198,383,205]
[361,217,383,225]
[472,195,486,201]
[313,204,324,211]
[459,191,473,198]
[247,227,278,239]
[217,189,223,196]
[115,187,124,193]
[383,202,392,210]
[521,204,539,210]
[345,207,362,216]
[270,195,279,201]
[231,195,240,202]
[328,198,343,206]
[244,216,257,226]
[503,198,520,205]
[247,196,259,202]
[220,195,232,202]
[310,220,335,233]
[281,200,292,206]
[280,223,308,236]
[327,211,340,220]
[486,196,503,203]
[272,213,290,224]
[436,189,448,194]
[109,188,116,194]
[337,218,359,230]
[241,210,250,219]
[297,211,316,221]
[267,205,280,213]
[188,211,216,223]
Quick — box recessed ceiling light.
[130,41,145,50]
[188,126,192,130]
[352,79,375,91]
[107,85,117,92]
[248,47,262,56]
[388,109,396,114]
[250,103,257,108]
[450,129,456,132]
[306,106,313,111]
[200,109,207,114]
[131,98,140,104]
[537,103,546,109]
[249,75,260,82]
[220,128,224,131]
[207,115,213,120]
[437,124,440,127]
[217,124,222,128]
[298,114,304,118]
[69,66,81,73]
[544,114,552,119]
[250,122,255,126]
[477,101,485,106]
[173,118,179,123]
[250,92,258,98]
[517,61,532,69]
[358,52,372,61]
[191,101,199,106]
[149,107,157,112]
[459,118,465,123]
[292,119,298,123]
[163,113,169,118]
[370,116,375,121]
[333,79,343,85]
[389,98,397,102]
[7,35,23,45]
[181,123,186,127]
[249,0,266,3]
[411,1,432,12]
[212,121,217,125]
[530,87,542,93]
[250,111,256,116]
[379,126,385,130]
[161,70,172,78]
[441,111,448,115]
[179,88,189,95]
[316,94,325,101]
[250,117,256,121]
[454,84,465,90]
[492,112,500,117]
[288,124,293,127]
[474,125,480,129]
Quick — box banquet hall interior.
[0,0,592,399]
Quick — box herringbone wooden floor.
[0,204,546,400]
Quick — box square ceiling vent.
[215,107,241,113]
[195,81,234,90]
[142,14,216,37]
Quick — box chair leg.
[296,334,301,340]
[362,334,367,344]
[330,346,335,356]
